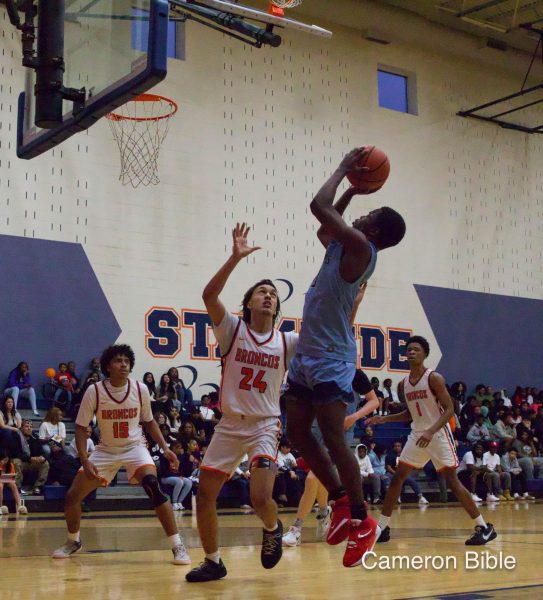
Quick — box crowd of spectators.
[0,360,542,513]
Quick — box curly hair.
[100,344,135,377]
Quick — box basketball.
[45,367,56,378]
[346,146,390,193]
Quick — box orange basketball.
[45,367,56,378]
[346,146,390,193]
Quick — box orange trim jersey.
[403,368,448,433]
[76,378,152,453]
[214,312,298,418]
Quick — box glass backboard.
[17,0,169,159]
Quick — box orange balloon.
[45,368,56,378]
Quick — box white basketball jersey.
[220,320,288,418]
[76,378,152,453]
[403,369,444,432]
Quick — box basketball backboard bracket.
[457,26,543,133]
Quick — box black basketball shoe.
[185,558,227,582]
[376,525,390,543]
[465,523,497,545]
[261,520,283,569]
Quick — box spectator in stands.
[511,430,543,480]
[159,440,193,511]
[67,425,95,460]
[39,407,66,456]
[156,373,178,412]
[467,414,491,445]
[382,379,400,415]
[167,369,194,413]
[183,412,207,444]
[385,440,429,505]
[483,441,511,501]
[370,377,385,415]
[273,439,300,507]
[534,407,543,445]
[159,423,178,446]
[450,381,467,407]
[155,411,169,427]
[186,439,201,474]
[0,449,28,514]
[494,413,516,449]
[359,425,377,451]
[79,372,100,400]
[13,419,50,495]
[459,395,479,432]
[501,449,535,500]
[355,444,379,502]
[500,389,512,408]
[208,391,220,412]
[143,372,157,399]
[228,454,251,509]
[53,362,75,414]
[67,361,81,400]
[198,395,218,438]
[46,441,79,486]
[0,396,22,431]
[475,384,493,406]
[511,406,523,425]
[4,361,39,416]
[168,407,182,433]
[457,442,486,503]
[368,443,389,504]
[82,357,103,383]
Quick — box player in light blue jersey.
[285,147,406,568]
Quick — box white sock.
[205,551,221,564]
[67,531,80,543]
[377,515,390,530]
[168,533,181,549]
[264,521,278,532]
[475,515,487,528]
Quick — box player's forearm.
[317,187,357,239]
[428,407,454,435]
[144,419,169,451]
[311,167,347,218]
[380,410,412,423]
[202,254,242,303]
[345,396,379,428]
[75,426,89,461]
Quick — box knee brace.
[250,456,276,471]
[141,474,169,508]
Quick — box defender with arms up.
[186,223,298,583]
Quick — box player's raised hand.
[338,147,369,176]
[164,448,180,472]
[232,222,261,260]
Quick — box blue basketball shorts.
[286,353,355,405]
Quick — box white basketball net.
[106,94,177,188]
[271,0,303,7]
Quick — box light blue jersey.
[296,240,377,363]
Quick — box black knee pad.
[250,456,276,470]
[141,474,169,508]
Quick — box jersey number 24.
[239,367,268,393]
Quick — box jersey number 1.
[113,422,129,438]
[415,402,423,417]
[239,367,267,393]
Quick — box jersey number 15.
[113,422,129,438]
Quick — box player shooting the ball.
[284,147,406,568]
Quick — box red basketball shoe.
[343,516,379,568]
[326,495,351,545]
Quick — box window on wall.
[131,8,184,59]
[378,70,408,113]
[377,67,417,115]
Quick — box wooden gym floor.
[2,501,542,600]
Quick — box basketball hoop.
[106,94,178,188]
[268,0,302,17]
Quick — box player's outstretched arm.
[317,186,359,248]
[311,148,371,255]
[344,388,379,430]
[202,222,261,326]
